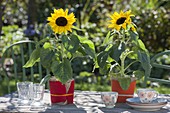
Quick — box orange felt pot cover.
[111,79,136,103]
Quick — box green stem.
[121,30,125,43]
[55,34,64,61]
[119,30,127,77]
[60,43,64,61]
[125,35,131,45]
[124,60,138,71]
[54,34,58,40]
[120,57,125,77]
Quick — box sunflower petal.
[47,17,52,21]
[115,25,121,31]
[122,23,127,29]
[65,9,68,16]
[54,9,58,13]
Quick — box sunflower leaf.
[51,58,72,83]
[118,77,131,90]
[40,48,55,71]
[138,50,151,77]
[99,62,110,75]
[23,48,41,68]
[109,42,125,62]
[80,40,96,59]
[61,34,80,53]
[133,70,144,80]
[97,51,109,68]
[137,39,147,51]
[129,29,139,41]
[102,31,111,46]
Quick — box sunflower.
[108,10,134,31]
[47,8,76,34]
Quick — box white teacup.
[101,92,118,108]
[137,89,159,103]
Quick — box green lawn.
[75,83,170,94]
[0,81,169,96]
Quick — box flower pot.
[49,79,74,104]
[111,79,136,103]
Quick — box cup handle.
[154,92,159,100]
[115,93,118,103]
[155,92,159,97]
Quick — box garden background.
[0,0,170,95]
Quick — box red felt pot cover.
[111,79,136,103]
[49,79,74,104]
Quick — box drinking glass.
[30,83,45,110]
[17,81,33,105]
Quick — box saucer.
[126,97,167,111]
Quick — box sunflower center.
[116,17,126,25]
[55,17,68,26]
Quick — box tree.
[0,0,3,37]
[27,0,37,27]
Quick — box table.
[0,90,170,113]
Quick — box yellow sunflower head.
[108,10,134,31]
[47,8,76,34]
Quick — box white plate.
[126,97,167,111]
